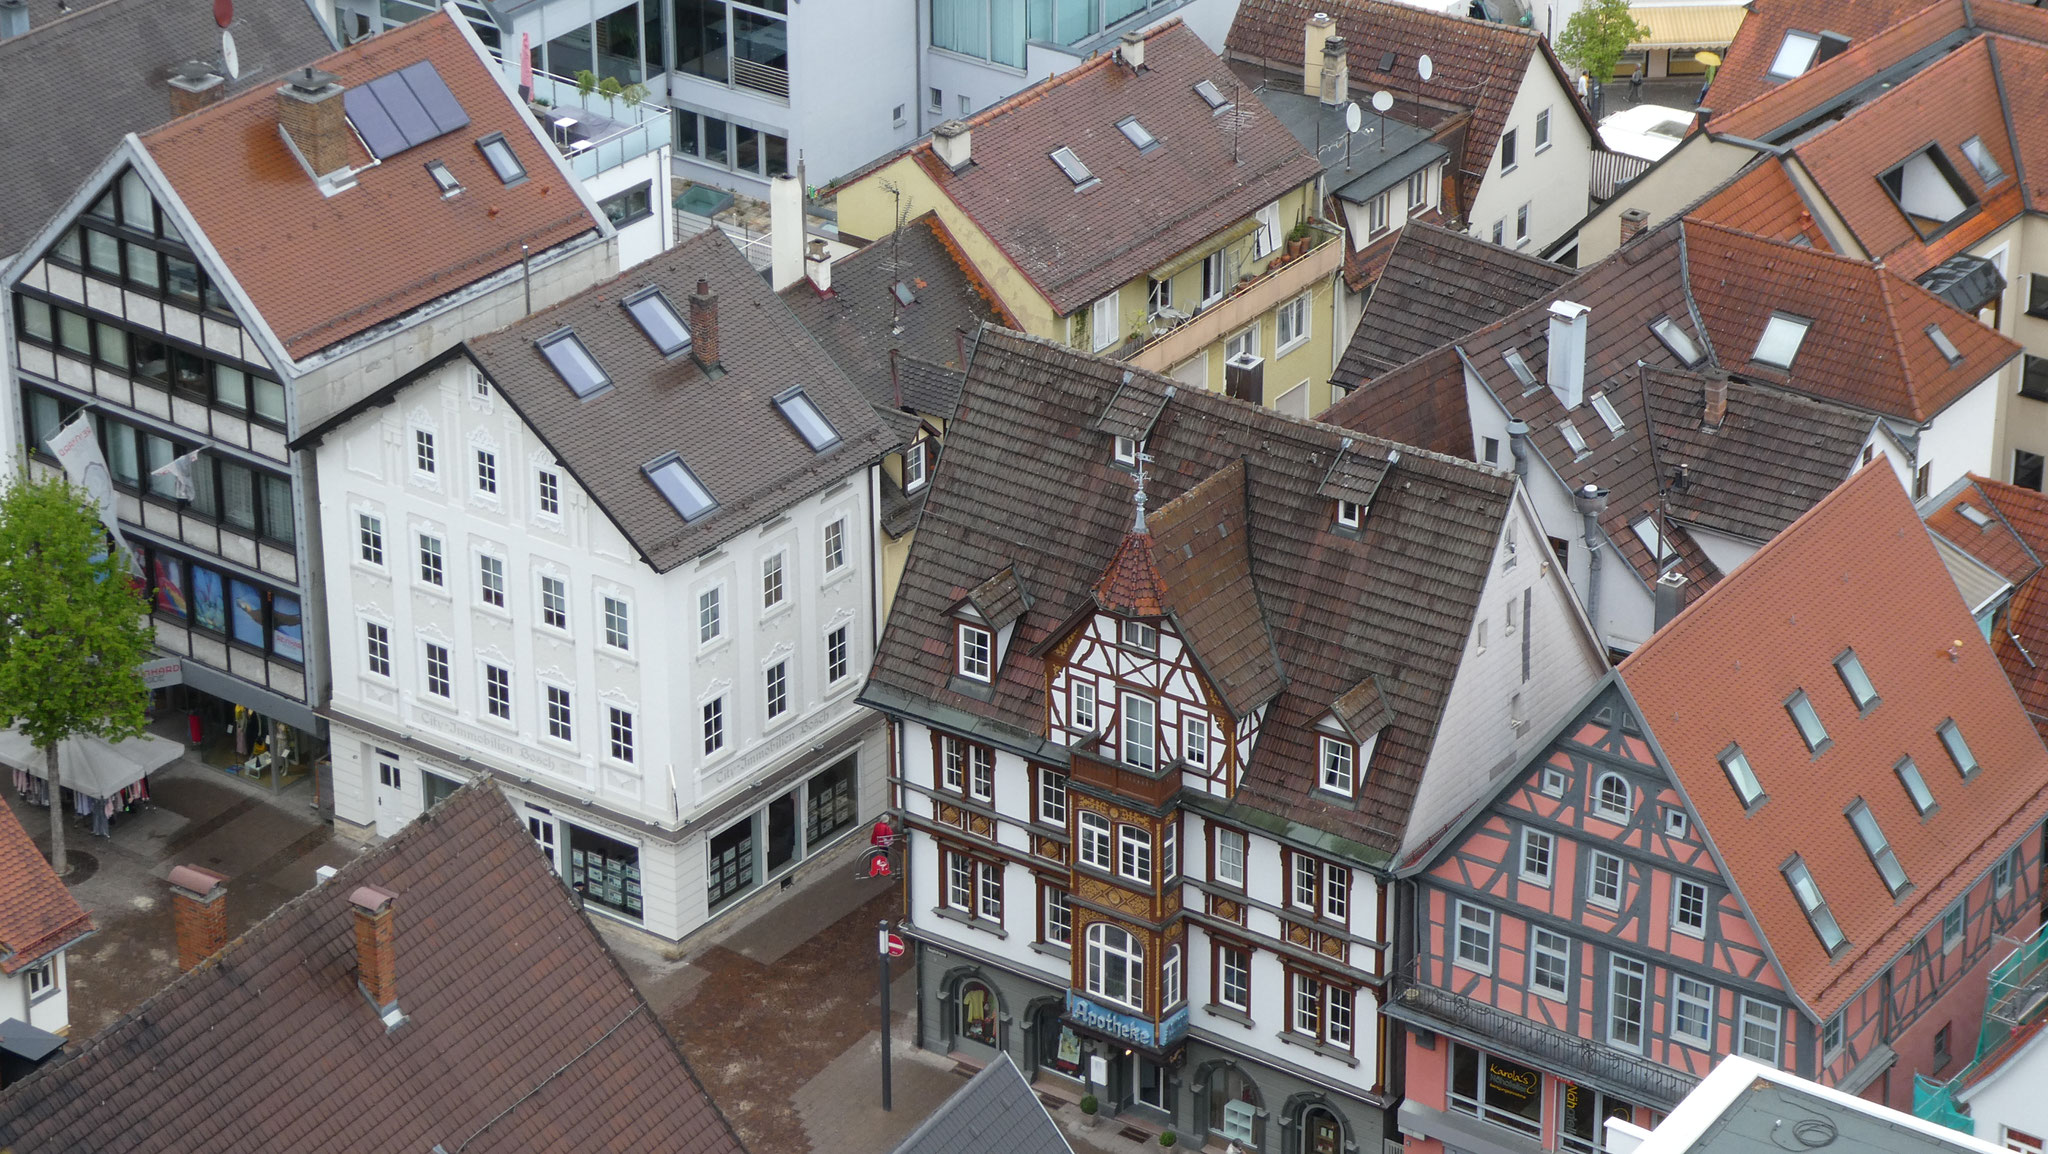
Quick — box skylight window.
[1938,719,1979,778]
[1786,690,1829,752]
[1784,856,1846,953]
[1752,313,1811,369]
[1589,390,1625,433]
[645,455,716,520]
[1630,516,1667,562]
[1962,136,2004,185]
[537,329,610,398]
[774,387,842,451]
[1194,79,1231,111]
[1879,147,1978,238]
[1117,117,1158,151]
[476,132,526,184]
[1050,146,1096,188]
[1835,650,1878,711]
[1927,324,1962,366]
[1896,756,1936,815]
[1559,420,1589,458]
[1721,745,1764,807]
[1650,316,1704,366]
[1846,801,1909,895]
[893,281,917,306]
[1502,347,1538,392]
[425,159,462,197]
[1958,503,1995,529]
[1768,31,1821,79]
[622,287,691,355]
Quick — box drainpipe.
[1506,420,1531,482]
[1574,484,1609,639]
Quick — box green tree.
[1556,0,1651,87]
[0,475,152,876]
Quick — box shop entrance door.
[1304,1107,1342,1154]
[766,789,798,873]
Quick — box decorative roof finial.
[1133,442,1150,533]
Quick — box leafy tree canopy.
[1557,0,1651,85]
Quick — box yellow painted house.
[831,19,1349,417]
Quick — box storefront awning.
[1629,4,1747,50]
[0,728,182,797]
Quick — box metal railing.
[524,69,670,180]
[1388,974,1700,1109]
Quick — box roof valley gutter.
[1986,38,2032,213]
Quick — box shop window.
[957,979,999,1045]
[570,824,643,920]
[1207,1065,1261,1145]
[1558,1082,1636,1154]
[1449,1043,1542,1136]
[804,756,857,845]
[708,814,757,908]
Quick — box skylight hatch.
[538,329,610,398]
[1117,117,1158,151]
[1051,146,1097,188]
[623,287,691,355]
[1193,79,1231,112]
[1926,324,1961,365]
[646,455,716,520]
[775,387,842,451]
[1650,316,1704,366]
[1752,314,1811,369]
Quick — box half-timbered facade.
[1390,466,2048,1154]
[863,326,1608,1154]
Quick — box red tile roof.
[1093,528,1170,617]
[1704,0,1953,129]
[1926,477,2043,588]
[1684,160,1835,250]
[0,800,91,975]
[0,782,746,1153]
[1621,464,2048,1019]
[1937,477,2048,741]
[142,12,602,359]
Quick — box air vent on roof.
[537,329,610,398]
[645,454,716,520]
[622,287,691,356]
[1502,348,1539,393]
[1051,146,1097,189]
[1378,50,1397,72]
[344,61,470,160]
[1193,79,1232,112]
[1752,313,1811,369]
[425,159,461,197]
[476,132,526,184]
[1958,503,1994,529]
[774,387,842,451]
[1117,117,1158,152]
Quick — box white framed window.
[1218,943,1251,1011]
[1500,127,1518,172]
[1593,772,1632,820]
[1367,191,1390,234]
[1118,824,1153,883]
[699,586,723,644]
[941,736,967,792]
[536,468,561,515]
[1078,811,1113,870]
[1070,680,1097,732]
[24,959,56,1001]
[827,626,851,684]
[1292,852,1318,909]
[1407,167,1431,213]
[1455,901,1495,972]
[1608,955,1647,1051]
[1542,767,1567,796]
[946,850,974,909]
[474,448,498,494]
[1091,293,1120,351]
[1292,971,1321,1037]
[1674,878,1710,935]
[1319,735,1355,795]
[478,554,506,608]
[608,706,635,763]
[1121,693,1156,768]
[603,596,630,650]
[1276,292,1310,353]
[958,624,993,681]
[1043,885,1073,945]
[978,859,1003,920]
[1664,808,1690,838]
[1113,435,1137,466]
[417,533,444,586]
[1121,618,1157,652]
[765,660,789,720]
[969,744,994,802]
[1184,714,1212,768]
[1535,107,1551,151]
[1327,984,1353,1050]
[358,513,384,565]
[1226,323,1258,362]
[761,552,786,609]
[701,696,726,756]
[1337,499,1363,528]
[1085,923,1143,1009]
[1515,203,1530,243]
[1740,999,1782,1065]
[1214,827,1246,887]
[1037,769,1068,826]
[1944,902,1965,951]
[903,439,929,492]
[1201,249,1228,304]
[1530,927,1569,997]
[1769,30,1821,79]
[483,663,511,720]
[423,642,451,698]
[1323,862,1348,920]
[824,517,848,574]
[544,684,573,742]
[414,428,436,474]
[540,575,569,630]
[1672,975,1714,1046]
[364,621,391,677]
[1996,850,2016,896]
[1254,200,1282,256]
[1588,850,1623,907]
[1163,944,1184,1009]
[1520,827,1554,884]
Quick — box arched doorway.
[1193,1060,1265,1149]
[1301,1105,1344,1154]
[955,977,1000,1055]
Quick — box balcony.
[1387,974,1699,1110]
[1125,229,1344,374]
[524,70,670,182]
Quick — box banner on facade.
[45,415,133,564]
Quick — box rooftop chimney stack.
[1321,37,1349,107]
[1654,570,1689,630]
[1505,419,1532,483]
[769,173,805,292]
[1119,30,1145,69]
[1702,371,1729,430]
[806,238,833,294]
[690,278,722,371]
[0,0,28,41]
[169,60,226,117]
[349,885,402,1027]
[932,120,972,173]
[277,68,350,181]
[1304,12,1335,98]
[1547,300,1591,410]
[1619,207,1649,246]
[168,865,228,972]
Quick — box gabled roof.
[1147,459,1285,718]
[1926,476,2048,741]
[1227,0,1595,217]
[892,1053,1072,1154]
[0,799,91,975]
[1704,0,1951,125]
[1336,221,1570,382]
[865,325,1521,857]
[1619,465,2048,1020]
[0,782,747,1153]
[137,12,601,360]
[0,0,333,259]
[968,566,1032,631]
[1684,160,1836,250]
[872,20,1319,317]
[778,211,1009,423]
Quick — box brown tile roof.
[1335,221,1570,382]
[140,12,602,359]
[1227,0,1595,219]
[1620,465,2048,1019]
[1929,477,2048,740]
[866,325,1518,857]
[0,781,747,1152]
[1092,529,1170,618]
[1703,0,1952,129]
[1147,459,1285,718]
[1684,160,1836,250]
[779,212,1009,422]
[887,21,1320,317]
[0,801,91,975]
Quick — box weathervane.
[1133,443,1154,533]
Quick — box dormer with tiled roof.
[1923,475,2048,742]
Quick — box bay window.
[1085,923,1144,1009]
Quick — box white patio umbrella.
[0,728,183,798]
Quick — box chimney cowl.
[932,119,972,173]
[169,60,227,116]
[287,67,341,95]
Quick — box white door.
[527,808,558,869]
[372,748,406,836]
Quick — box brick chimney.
[1619,208,1649,246]
[169,60,225,117]
[1304,12,1336,98]
[350,885,401,1025]
[277,67,350,181]
[689,279,721,371]
[1702,371,1729,430]
[1320,36,1349,107]
[932,120,972,173]
[168,865,229,972]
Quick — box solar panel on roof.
[400,61,470,135]
[344,87,408,159]
[345,61,470,160]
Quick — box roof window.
[537,329,610,398]
[1378,50,1397,71]
[1961,136,2004,185]
[1050,146,1097,189]
[644,454,716,520]
[344,61,471,159]
[773,387,842,451]
[1937,718,1979,778]
[622,287,691,356]
[1630,516,1667,563]
[1846,800,1909,896]
[1834,649,1878,711]
[1784,856,1846,953]
[1786,690,1829,753]
[1958,502,1995,529]
[1117,117,1159,152]
[1927,324,1961,366]
[1879,147,1978,238]
[476,132,526,184]
[1589,390,1625,434]
[1559,419,1589,459]
[1720,745,1764,808]
[1768,31,1821,79]
[1896,756,1936,815]
[425,159,462,197]
[1650,316,1704,366]
[1502,347,1538,393]
[1194,79,1232,112]
[893,281,917,306]
[1752,313,1811,369]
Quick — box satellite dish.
[1371,90,1394,113]
[1418,53,1435,81]
[1344,102,1362,133]
[222,28,239,79]
[214,0,232,27]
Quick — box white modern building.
[299,227,895,941]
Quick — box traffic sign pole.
[879,919,893,1112]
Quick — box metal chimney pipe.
[1654,570,1689,631]
[1506,420,1531,482]
[1573,484,1609,639]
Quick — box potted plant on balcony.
[1284,220,1314,260]
[574,69,598,103]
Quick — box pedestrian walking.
[1629,64,1644,103]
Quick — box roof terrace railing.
[524,69,670,181]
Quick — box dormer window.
[1337,499,1363,528]
[1320,735,1356,795]
[1114,435,1138,466]
[1768,31,1821,79]
[1879,147,1978,239]
[904,437,929,492]
[1121,619,1157,653]
[1752,313,1811,369]
[958,623,993,682]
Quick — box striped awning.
[1628,3,1747,50]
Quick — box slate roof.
[0,799,91,976]
[0,781,747,1153]
[779,211,1009,423]
[864,325,1519,857]
[1924,476,2048,741]
[1335,222,1570,382]
[875,20,1322,316]
[1619,465,2048,1020]
[137,12,602,360]
[892,1053,1071,1154]
[0,0,332,260]
[1227,0,1595,219]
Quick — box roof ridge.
[1705,0,1968,128]
[959,16,1187,133]
[1872,264,1925,418]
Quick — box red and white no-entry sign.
[879,930,906,957]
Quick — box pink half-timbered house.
[1390,465,2048,1154]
